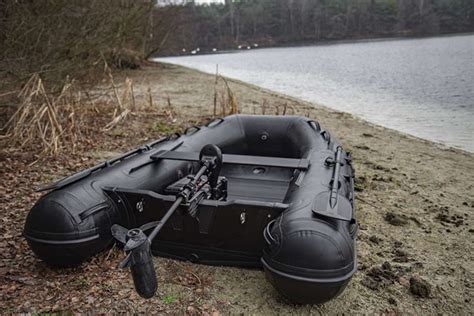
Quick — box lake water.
[155,35,474,152]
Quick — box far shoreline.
[152,61,474,156]
[155,31,474,57]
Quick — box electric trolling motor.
[111,144,227,298]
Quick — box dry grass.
[1,68,161,156]
[211,65,239,116]
[1,62,296,157]
[213,73,239,117]
[2,75,80,155]
[102,63,135,131]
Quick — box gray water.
[155,35,474,152]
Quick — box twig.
[147,87,153,109]
[105,243,116,261]
[213,64,218,117]
[220,76,238,114]
[0,90,19,97]
[356,196,378,209]
[188,271,202,286]
[103,109,131,131]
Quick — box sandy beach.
[1,63,472,314]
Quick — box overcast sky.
[158,0,224,6]
[195,0,224,3]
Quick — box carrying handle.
[320,130,331,143]
[166,133,181,141]
[206,117,225,127]
[307,120,321,132]
[184,126,200,135]
[349,218,358,240]
[263,219,278,245]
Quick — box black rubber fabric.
[24,114,357,304]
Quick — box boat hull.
[24,115,357,304]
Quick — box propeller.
[111,224,158,298]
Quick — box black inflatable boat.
[24,115,357,304]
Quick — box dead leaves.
[0,109,221,313]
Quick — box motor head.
[199,144,223,188]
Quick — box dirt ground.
[1,63,473,314]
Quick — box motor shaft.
[147,164,208,242]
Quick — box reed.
[215,76,239,116]
[2,68,165,155]
[2,74,80,155]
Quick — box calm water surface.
[156,35,474,152]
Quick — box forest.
[2,0,473,84]
[157,0,474,55]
